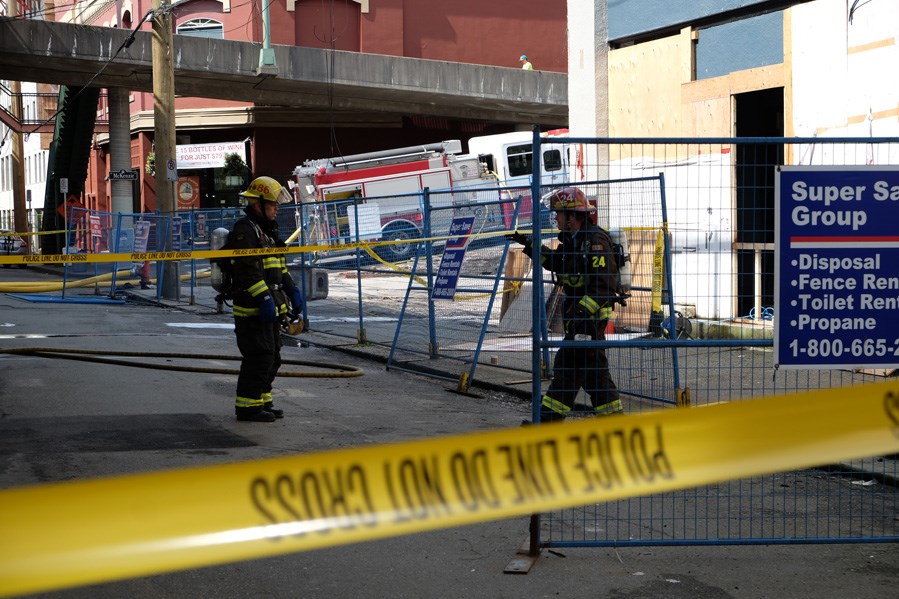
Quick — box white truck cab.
[465,130,572,190]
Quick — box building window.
[177,18,224,39]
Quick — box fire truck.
[292,131,573,261]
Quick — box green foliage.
[223,153,247,175]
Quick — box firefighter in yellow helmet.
[229,176,303,422]
[509,186,624,422]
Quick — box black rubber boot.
[236,408,276,423]
[263,403,284,419]
[540,410,566,423]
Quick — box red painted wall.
[361,0,404,56]
[285,0,567,71]
[292,0,361,51]
[400,1,566,71]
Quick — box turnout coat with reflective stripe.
[539,223,618,319]
[228,214,294,318]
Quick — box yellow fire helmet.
[240,176,292,204]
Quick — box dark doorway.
[735,87,783,318]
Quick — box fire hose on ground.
[0,347,363,378]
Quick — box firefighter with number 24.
[509,186,626,422]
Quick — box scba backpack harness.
[593,227,630,307]
[210,220,268,304]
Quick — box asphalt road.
[1,267,897,599]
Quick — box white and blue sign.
[171,216,183,251]
[117,228,135,253]
[432,216,476,300]
[134,220,151,253]
[775,166,899,369]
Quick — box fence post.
[423,188,439,358]
[353,200,366,344]
[110,213,123,298]
[527,127,545,553]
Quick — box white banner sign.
[176,142,247,170]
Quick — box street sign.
[89,214,102,238]
[166,158,177,183]
[775,166,899,369]
[109,169,139,181]
[432,216,476,300]
[57,194,84,219]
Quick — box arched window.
[176,18,224,39]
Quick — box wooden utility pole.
[151,0,179,299]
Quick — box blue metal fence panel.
[530,135,899,547]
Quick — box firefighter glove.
[258,294,277,324]
[507,231,530,247]
[570,307,596,338]
[286,285,304,319]
[572,306,593,331]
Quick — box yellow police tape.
[0,227,77,238]
[0,245,296,266]
[2,382,898,596]
[0,229,546,267]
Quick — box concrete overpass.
[0,17,568,126]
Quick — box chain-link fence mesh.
[532,136,899,546]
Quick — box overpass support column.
[108,87,134,216]
[567,0,610,223]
